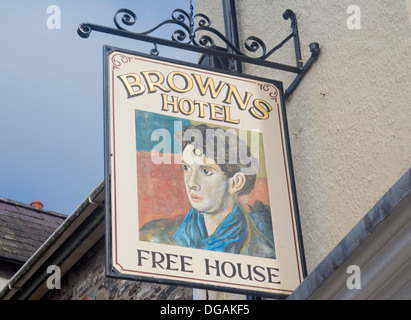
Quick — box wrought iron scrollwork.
[78,5,320,97]
[111,8,194,44]
[114,9,137,31]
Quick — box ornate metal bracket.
[77,6,320,100]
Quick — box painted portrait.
[136,110,275,259]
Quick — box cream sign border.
[103,46,306,298]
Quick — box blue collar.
[172,204,246,252]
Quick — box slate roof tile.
[0,197,66,265]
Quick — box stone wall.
[44,237,192,300]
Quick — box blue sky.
[0,1,197,215]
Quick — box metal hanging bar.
[78,6,319,80]
[283,9,303,69]
[285,42,320,99]
[222,0,242,73]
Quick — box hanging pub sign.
[104,46,306,298]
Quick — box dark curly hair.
[180,124,258,196]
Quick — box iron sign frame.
[103,45,306,298]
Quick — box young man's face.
[182,144,231,215]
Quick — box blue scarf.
[171,204,246,252]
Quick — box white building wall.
[196,0,411,273]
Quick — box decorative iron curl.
[171,29,190,43]
[282,9,297,24]
[114,8,137,31]
[194,14,211,28]
[244,36,267,58]
[197,35,215,48]
[77,23,92,38]
[172,8,191,24]
[112,8,193,44]
[193,24,243,55]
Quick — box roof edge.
[288,167,411,300]
[0,180,104,300]
[0,197,67,219]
